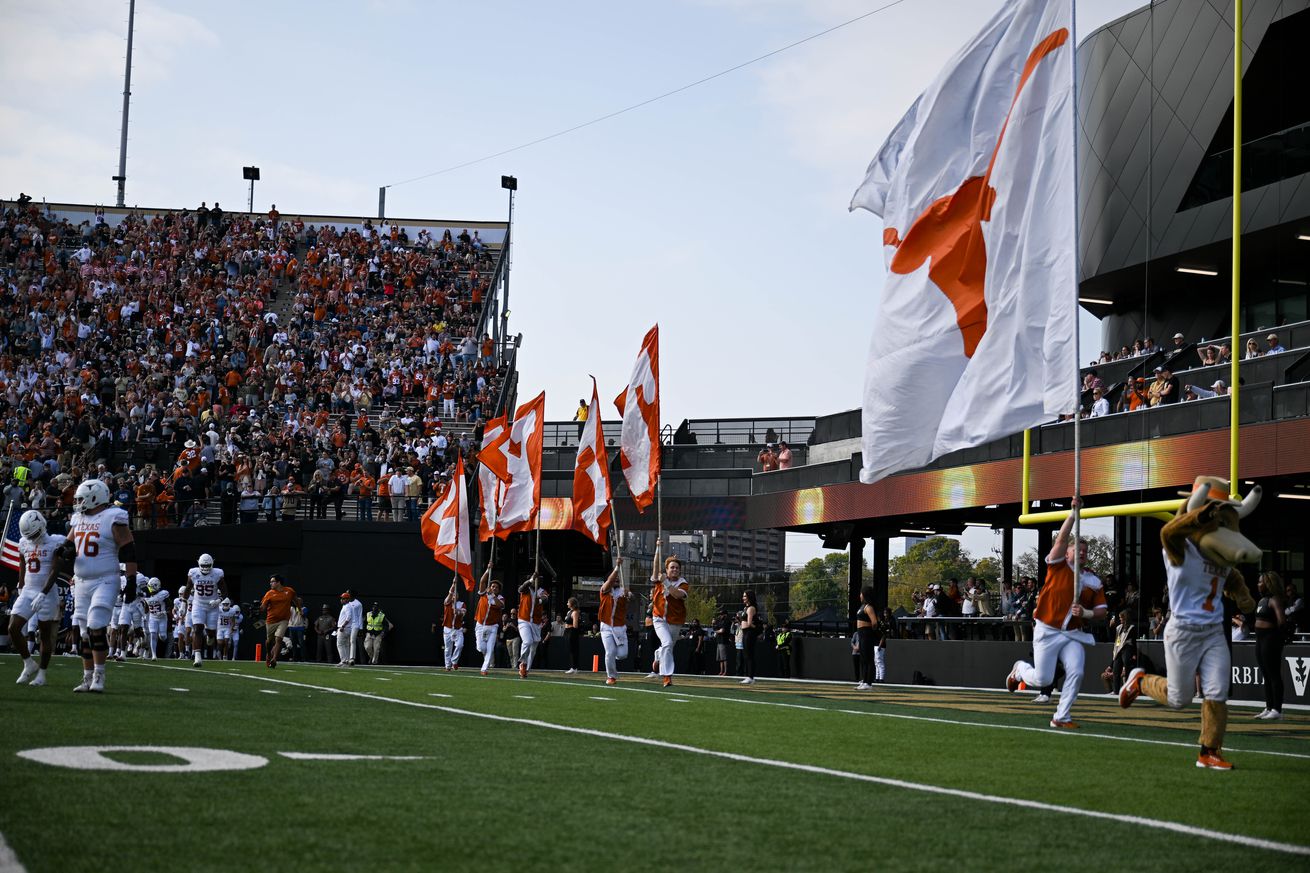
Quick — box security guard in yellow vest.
[364,603,393,665]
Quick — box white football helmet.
[178,585,188,596]
[73,479,112,513]
[220,597,232,608]
[198,554,214,574]
[148,577,161,592]
[18,510,47,541]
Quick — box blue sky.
[1,0,1141,564]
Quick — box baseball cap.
[1153,366,1163,373]
[1173,332,1184,339]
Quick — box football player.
[10,511,71,687]
[109,579,129,661]
[1006,498,1106,728]
[473,568,505,676]
[598,565,629,686]
[140,578,170,660]
[186,553,227,667]
[171,585,189,659]
[69,479,139,692]
[216,598,238,660]
[441,584,467,671]
[516,574,548,678]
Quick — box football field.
[2,653,1307,872]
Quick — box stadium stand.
[0,197,514,529]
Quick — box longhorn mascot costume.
[1119,476,1261,770]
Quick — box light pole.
[500,175,516,347]
[114,0,137,207]
[243,166,260,214]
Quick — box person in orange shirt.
[441,583,467,671]
[516,574,548,678]
[473,567,505,675]
[353,466,376,521]
[1006,497,1107,728]
[259,574,301,669]
[598,565,629,685]
[650,544,690,688]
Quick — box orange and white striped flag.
[572,377,613,546]
[420,454,474,590]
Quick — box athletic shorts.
[12,586,60,623]
[188,601,220,630]
[217,627,232,641]
[265,619,289,642]
[73,575,120,630]
[147,616,169,635]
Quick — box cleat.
[1119,668,1145,709]
[855,682,871,691]
[1049,719,1079,730]
[742,677,755,685]
[16,662,38,685]
[662,677,673,688]
[480,670,488,677]
[518,662,528,679]
[646,672,658,679]
[74,680,92,693]
[1196,751,1234,770]
[564,668,577,674]
[1031,694,1051,704]
[1005,661,1023,693]
[193,660,204,668]
[1253,709,1270,719]
[89,674,105,694]
[605,678,617,686]
[30,673,46,687]
[1257,710,1282,721]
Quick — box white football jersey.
[172,596,189,622]
[18,533,67,592]
[69,506,130,579]
[187,566,225,606]
[217,605,238,630]
[1163,541,1228,626]
[144,589,171,617]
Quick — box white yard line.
[432,671,1310,761]
[278,752,426,761]
[134,662,1310,858]
[0,831,28,873]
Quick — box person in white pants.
[473,568,505,675]
[516,574,548,678]
[1006,498,1106,728]
[336,592,359,666]
[598,566,629,685]
[441,584,467,671]
[650,545,690,689]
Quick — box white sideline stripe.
[589,696,615,701]
[0,831,28,873]
[278,752,426,761]
[513,695,535,700]
[428,693,452,698]
[135,663,1310,858]
[259,690,278,695]
[170,688,189,692]
[337,662,1310,712]
[442,672,1310,761]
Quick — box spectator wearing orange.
[259,574,300,669]
[354,465,376,521]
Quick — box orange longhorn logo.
[883,28,1068,359]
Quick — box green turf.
[1,655,1307,872]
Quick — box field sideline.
[2,654,1307,872]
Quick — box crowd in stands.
[1078,329,1295,418]
[0,196,510,530]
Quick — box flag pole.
[1071,0,1083,593]
[1230,0,1243,493]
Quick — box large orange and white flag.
[420,454,474,590]
[849,0,1076,484]
[476,414,508,541]
[573,377,613,546]
[488,391,545,535]
[613,325,660,511]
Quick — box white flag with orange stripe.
[613,325,660,512]
[572,377,613,547]
[420,454,474,590]
[849,0,1077,484]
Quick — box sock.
[35,669,46,681]
[83,669,93,683]
[92,665,105,679]
[22,656,35,670]
[1140,674,1170,706]
[1200,700,1228,751]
